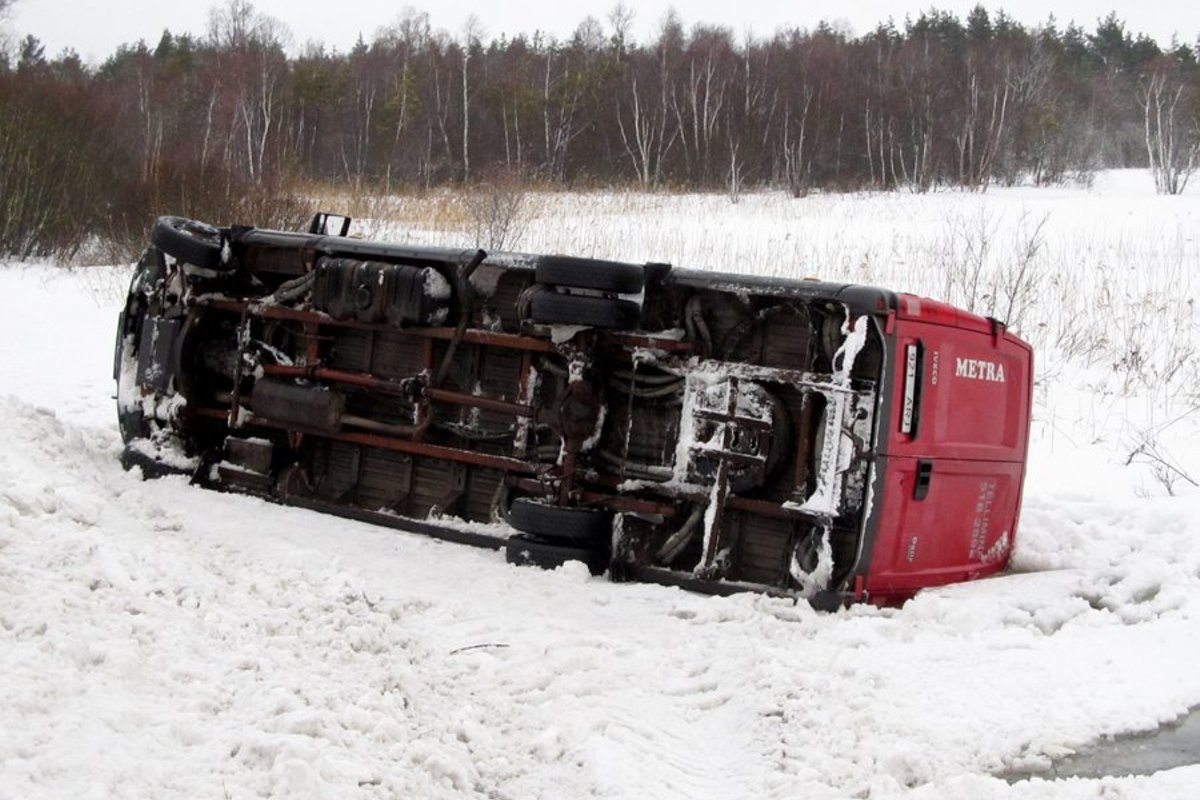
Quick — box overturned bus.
[115,214,1033,607]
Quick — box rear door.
[863,297,1033,601]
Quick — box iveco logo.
[955,357,1006,383]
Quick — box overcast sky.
[8,0,1200,64]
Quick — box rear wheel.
[509,497,613,543]
[529,290,640,329]
[505,533,609,575]
[535,256,645,294]
[151,216,226,271]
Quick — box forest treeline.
[1,0,1199,258]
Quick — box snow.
[2,172,1200,798]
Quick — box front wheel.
[115,248,163,443]
[120,442,196,480]
[150,216,227,271]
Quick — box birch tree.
[1140,65,1200,194]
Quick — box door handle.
[914,460,933,500]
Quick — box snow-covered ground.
[2,171,1199,799]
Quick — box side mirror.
[308,212,352,237]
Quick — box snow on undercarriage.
[116,213,1030,606]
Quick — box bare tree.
[541,40,589,182]
[0,0,16,30]
[624,7,683,187]
[229,48,283,183]
[996,32,1055,184]
[617,76,664,186]
[671,27,732,183]
[955,59,1010,190]
[424,32,458,183]
[208,0,289,51]
[1140,66,1200,195]
[781,69,814,196]
[134,58,163,184]
[460,15,483,182]
[207,0,290,183]
[898,38,941,192]
[381,10,431,183]
[608,2,634,58]
[341,39,383,188]
[465,168,529,250]
[0,0,17,65]
[617,61,680,188]
[726,128,743,202]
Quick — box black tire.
[505,533,609,576]
[511,501,614,544]
[150,216,226,271]
[536,256,645,294]
[115,248,163,443]
[509,498,613,543]
[529,290,640,330]
[117,406,151,445]
[121,442,194,480]
[808,591,847,613]
[610,514,657,582]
